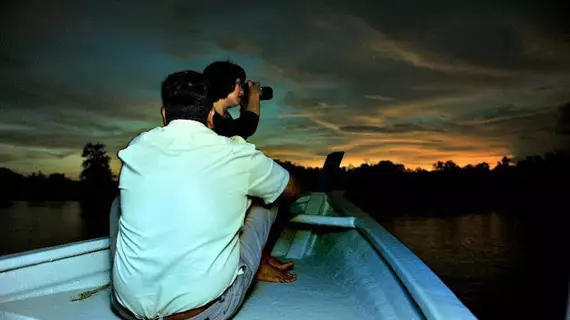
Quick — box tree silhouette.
[81,142,113,183]
[79,142,116,217]
[433,161,445,171]
[499,156,511,167]
[376,160,405,174]
[0,141,568,214]
[433,160,460,172]
[475,162,490,171]
[444,160,460,171]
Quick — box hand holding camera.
[246,81,262,100]
[241,80,273,108]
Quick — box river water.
[0,201,567,319]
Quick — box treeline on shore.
[1,147,569,215]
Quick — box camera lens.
[260,87,273,101]
[242,85,273,101]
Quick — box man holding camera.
[203,60,269,140]
[203,60,292,271]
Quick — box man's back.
[112,119,288,319]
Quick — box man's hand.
[280,175,301,202]
[242,81,261,116]
[247,81,262,99]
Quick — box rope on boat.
[71,281,112,301]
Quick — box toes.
[277,272,290,282]
[280,261,295,270]
[281,271,297,283]
[270,259,295,271]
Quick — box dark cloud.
[328,0,570,71]
[555,102,570,152]
[456,104,554,125]
[340,123,444,134]
[0,152,22,164]
[557,102,570,135]
[1,0,569,174]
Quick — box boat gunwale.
[327,190,477,320]
[0,238,109,273]
[1,191,478,320]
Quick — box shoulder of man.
[228,135,247,144]
[226,135,265,158]
[125,127,161,147]
[117,127,159,162]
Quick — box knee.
[246,205,278,224]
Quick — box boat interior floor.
[0,256,372,320]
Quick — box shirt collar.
[164,119,214,135]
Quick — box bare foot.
[262,249,295,271]
[255,260,297,283]
[266,255,295,271]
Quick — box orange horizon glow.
[1,136,516,180]
[0,150,517,182]
[263,153,511,171]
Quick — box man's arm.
[241,81,261,116]
[238,142,301,206]
[264,174,301,209]
[212,109,258,139]
[279,174,301,202]
[231,81,262,139]
[232,111,259,139]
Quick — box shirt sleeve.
[234,143,290,204]
[213,110,260,140]
[233,110,260,139]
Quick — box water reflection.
[0,202,567,319]
[0,201,91,255]
[379,211,562,320]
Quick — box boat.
[0,153,478,319]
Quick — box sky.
[1,0,569,179]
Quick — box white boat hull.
[0,192,477,319]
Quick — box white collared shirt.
[112,119,289,319]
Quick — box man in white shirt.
[110,70,300,320]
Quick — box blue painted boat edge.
[327,191,478,320]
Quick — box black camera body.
[242,85,273,102]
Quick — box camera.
[242,84,273,101]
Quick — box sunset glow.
[1,1,568,179]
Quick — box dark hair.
[161,70,212,125]
[203,60,246,101]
